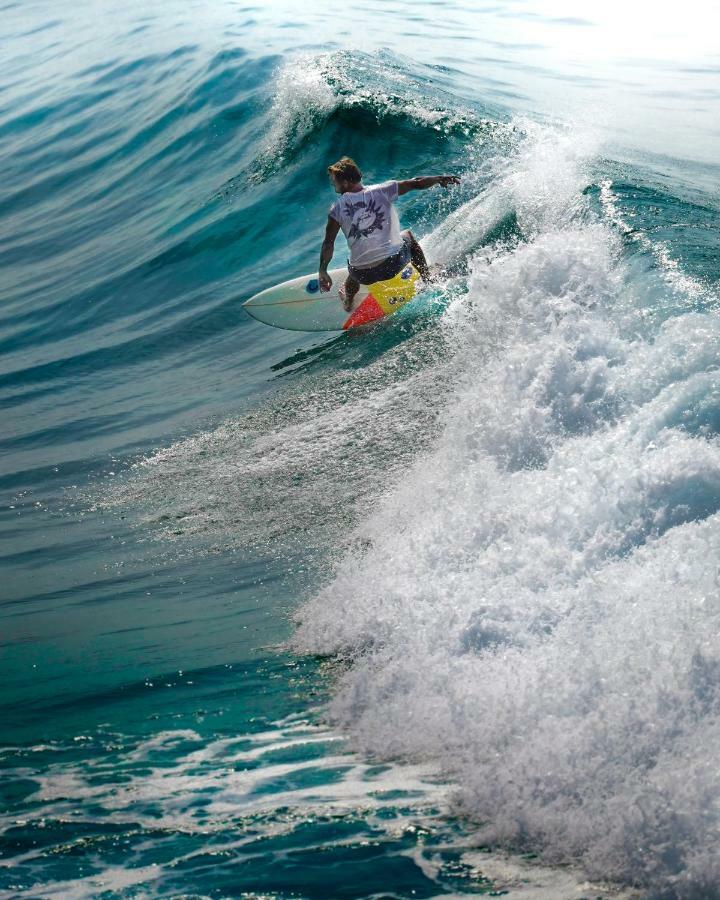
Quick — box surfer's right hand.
[319,272,332,292]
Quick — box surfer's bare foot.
[339,285,353,311]
[340,277,360,311]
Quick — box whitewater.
[294,121,720,894]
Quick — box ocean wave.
[5,7,720,898]
[216,50,509,191]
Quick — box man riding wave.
[319,157,460,311]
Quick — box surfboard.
[243,263,420,332]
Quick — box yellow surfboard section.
[343,263,420,329]
[371,264,420,312]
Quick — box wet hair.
[327,157,362,184]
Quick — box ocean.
[2,1,720,896]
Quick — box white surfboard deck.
[243,264,421,332]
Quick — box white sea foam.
[3,720,633,899]
[292,125,720,894]
[2,722,447,898]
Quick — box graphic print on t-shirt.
[330,182,402,267]
[344,196,386,240]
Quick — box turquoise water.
[2,1,720,896]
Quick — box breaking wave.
[293,124,720,895]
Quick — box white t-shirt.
[329,181,403,268]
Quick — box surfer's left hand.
[438,175,460,188]
[319,272,332,292]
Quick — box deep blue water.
[2,1,720,897]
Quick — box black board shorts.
[347,236,411,285]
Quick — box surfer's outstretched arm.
[397,175,460,196]
[319,215,341,291]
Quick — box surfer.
[319,157,459,311]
